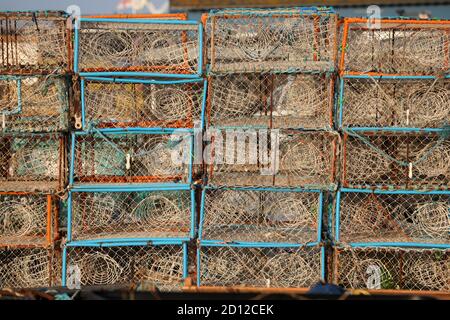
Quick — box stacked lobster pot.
[0,11,72,288]
[198,7,339,288]
[333,17,450,292]
[63,13,205,291]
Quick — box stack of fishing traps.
[197,7,338,288]
[333,18,450,291]
[62,13,203,291]
[0,11,71,288]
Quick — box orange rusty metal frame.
[84,13,187,19]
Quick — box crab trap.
[207,73,334,129]
[203,7,338,74]
[332,246,449,292]
[70,129,193,185]
[0,75,69,132]
[206,130,337,188]
[197,243,324,288]
[67,185,195,242]
[0,133,67,192]
[0,246,61,288]
[80,77,206,130]
[340,18,450,75]
[62,241,188,291]
[342,129,450,189]
[335,189,450,246]
[199,186,325,244]
[75,18,202,77]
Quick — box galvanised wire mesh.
[341,19,450,75]
[0,133,66,192]
[0,75,69,132]
[77,19,200,75]
[198,245,323,288]
[0,193,58,247]
[339,76,450,129]
[70,190,193,241]
[337,191,450,245]
[82,78,204,129]
[206,130,337,188]
[342,130,450,189]
[333,247,449,291]
[207,73,334,129]
[72,130,192,184]
[0,11,71,73]
[200,188,322,243]
[0,246,61,288]
[204,7,338,73]
[64,244,185,291]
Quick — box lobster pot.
[0,246,61,288]
[339,76,450,129]
[207,73,334,129]
[336,190,450,245]
[204,7,338,73]
[71,130,193,184]
[341,19,450,75]
[69,188,194,241]
[81,77,205,129]
[0,133,66,192]
[64,243,187,291]
[332,246,449,292]
[0,75,69,132]
[200,187,324,244]
[0,193,58,246]
[76,19,201,75]
[198,244,324,288]
[206,130,337,188]
[342,130,450,189]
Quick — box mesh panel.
[0,247,61,288]
[73,131,191,184]
[207,73,333,129]
[205,8,338,73]
[342,131,450,189]
[0,75,69,132]
[199,245,322,288]
[78,21,199,74]
[342,20,450,75]
[338,192,450,245]
[71,190,192,241]
[65,245,185,291]
[83,79,204,129]
[201,188,321,243]
[333,247,449,291]
[341,77,449,129]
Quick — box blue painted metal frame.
[208,6,336,16]
[74,18,203,78]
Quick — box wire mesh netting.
[0,11,70,73]
[201,188,322,243]
[198,245,322,288]
[77,21,200,74]
[0,247,61,288]
[207,73,333,129]
[342,130,450,189]
[205,8,338,73]
[0,133,66,192]
[65,245,185,291]
[337,192,450,245]
[333,247,449,291]
[340,77,450,129]
[0,75,69,132]
[342,20,450,75]
[72,131,192,184]
[207,130,337,188]
[83,79,204,129]
[70,190,192,241]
